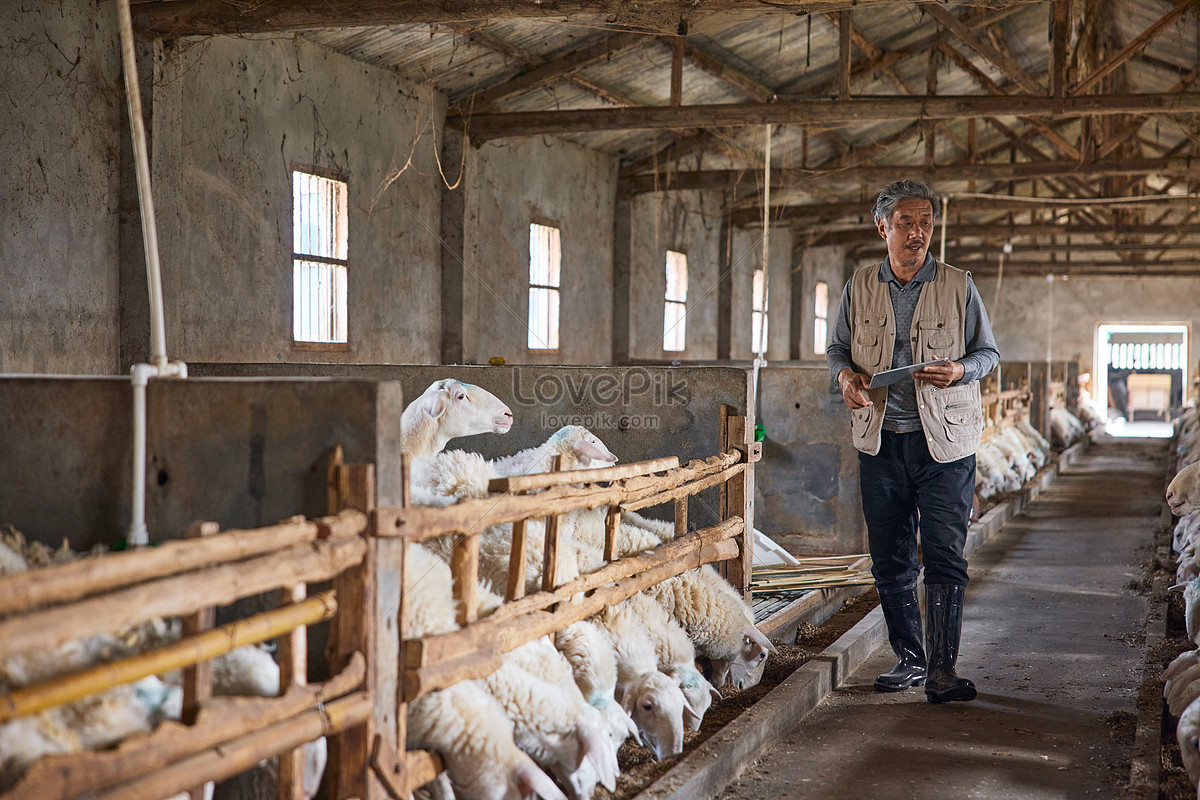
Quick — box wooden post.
[277,582,308,800]
[718,405,754,601]
[328,519,376,800]
[603,507,620,564]
[506,520,528,601]
[181,521,218,800]
[674,497,688,539]
[542,456,563,593]
[670,36,684,106]
[837,10,852,100]
[452,534,480,627]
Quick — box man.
[826,179,999,704]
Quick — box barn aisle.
[720,439,1168,799]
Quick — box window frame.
[663,249,688,353]
[527,220,562,352]
[751,268,768,355]
[291,162,350,352]
[813,280,829,356]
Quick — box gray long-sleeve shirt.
[825,255,1000,433]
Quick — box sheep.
[553,621,640,748]
[1167,662,1200,717]
[1177,697,1200,792]
[594,602,690,762]
[1169,461,1200,516]
[643,565,776,690]
[607,592,720,732]
[402,545,571,800]
[482,640,619,800]
[1049,407,1085,448]
[402,379,514,460]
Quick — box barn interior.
[2,0,1200,797]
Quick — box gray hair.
[872,179,941,227]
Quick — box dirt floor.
[596,590,880,800]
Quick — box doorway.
[1094,324,1188,438]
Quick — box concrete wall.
[0,1,122,374]
[625,191,723,360]
[730,227,793,361]
[190,362,752,530]
[0,376,400,551]
[973,274,1200,402]
[458,138,618,366]
[150,35,445,366]
[792,245,848,362]
[756,365,864,555]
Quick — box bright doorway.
[1094,324,1188,438]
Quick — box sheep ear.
[746,624,777,655]
[709,658,732,688]
[710,685,723,702]
[514,759,568,800]
[422,392,450,420]
[573,438,617,465]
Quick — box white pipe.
[939,196,948,263]
[117,0,187,546]
[758,123,771,360]
[117,0,169,369]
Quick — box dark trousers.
[858,429,974,593]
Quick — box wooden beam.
[463,33,643,109]
[670,37,684,106]
[132,0,981,35]
[1072,0,1200,95]
[1050,0,1072,98]
[923,4,1043,95]
[837,10,852,100]
[451,93,1200,138]
[620,157,1200,194]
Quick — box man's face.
[877,197,934,272]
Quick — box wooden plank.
[0,536,364,661]
[674,497,688,538]
[541,455,562,594]
[619,463,746,512]
[725,414,752,602]
[1050,0,1071,98]
[487,456,678,493]
[837,10,852,100]
[0,513,363,616]
[405,538,742,700]
[403,751,446,797]
[506,520,528,602]
[378,453,742,540]
[8,658,366,800]
[328,533,375,800]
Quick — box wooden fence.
[0,410,756,800]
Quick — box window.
[814,281,829,355]
[751,269,768,354]
[663,250,688,352]
[292,169,348,345]
[528,223,561,350]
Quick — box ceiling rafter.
[1071,0,1200,95]
[922,4,1044,95]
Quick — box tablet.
[867,359,945,389]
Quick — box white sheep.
[608,592,720,732]
[1177,696,1200,793]
[403,545,570,800]
[643,565,776,690]
[1049,406,1085,448]
[483,640,619,800]
[1169,462,1200,517]
[594,602,690,761]
[553,621,640,748]
[402,379,514,460]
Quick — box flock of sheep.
[973,405,1093,502]
[1165,406,1200,793]
[400,379,774,800]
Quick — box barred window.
[814,281,829,355]
[528,223,561,350]
[292,169,348,346]
[663,250,688,352]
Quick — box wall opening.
[1094,323,1188,437]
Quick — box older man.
[826,179,999,704]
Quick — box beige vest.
[847,260,983,463]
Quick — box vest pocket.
[850,404,874,440]
[852,318,885,369]
[918,316,958,356]
[941,400,983,442]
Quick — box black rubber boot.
[924,583,977,704]
[874,587,927,692]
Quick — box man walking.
[826,179,1000,704]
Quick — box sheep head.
[403,379,514,458]
[709,624,775,691]
[663,664,721,732]
[620,671,686,761]
[549,426,617,470]
[1168,462,1200,516]
[570,718,619,796]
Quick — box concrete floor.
[720,439,1168,800]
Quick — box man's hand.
[915,357,964,389]
[838,369,871,409]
